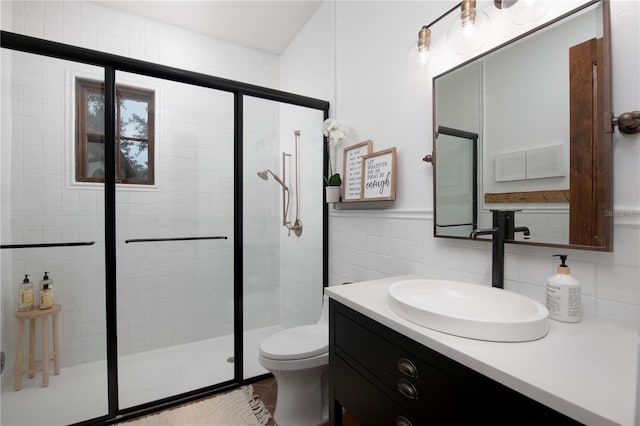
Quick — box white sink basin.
[388,279,549,342]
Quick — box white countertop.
[325,275,638,426]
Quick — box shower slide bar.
[124,236,228,244]
[0,241,96,249]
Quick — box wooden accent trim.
[569,33,612,249]
[599,0,614,251]
[484,189,570,204]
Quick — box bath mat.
[125,385,272,425]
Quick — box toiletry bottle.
[546,254,581,323]
[18,274,34,312]
[39,272,53,310]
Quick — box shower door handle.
[124,236,228,243]
[0,241,95,249]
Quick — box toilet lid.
[260,325,328,361]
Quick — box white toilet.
[258,296,329,426]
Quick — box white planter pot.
[325,186,342,203]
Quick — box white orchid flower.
[321,119,338,137]
[322,118,350,186]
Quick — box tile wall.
[329,210,640,326]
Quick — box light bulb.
[416,26,432,65]
[447,0,490,55]
[508,0,549,25]
[460,1,477,27]
[407,26,439,78]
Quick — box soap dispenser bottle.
[546,254,581,323]
[39,272,53,310]
[18,274,34,312]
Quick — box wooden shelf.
[484,189,570,204]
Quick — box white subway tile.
[596,264,640,305]
[24,1,45,37]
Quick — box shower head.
[257,169,288,190]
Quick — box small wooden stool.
[15,304,61,390]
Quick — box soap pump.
[39,272,53,310]
[18,274,34,312]
[546,254,581,323]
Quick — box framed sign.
[361,147,397,201]
[342,140,372,202]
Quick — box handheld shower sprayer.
[257,169,291,229]
[256,130,303,237]
[257,169,288,190]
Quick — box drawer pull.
[396,415,412,426]
[397,378,418,400]
[397,358,418,378]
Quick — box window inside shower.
[1,35,328,425]
[75,78,155,185]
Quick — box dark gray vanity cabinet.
[329,300,582,426]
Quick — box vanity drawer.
[334,308,465,420]
[332,354,418,426]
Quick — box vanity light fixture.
[493,0,518,9]
[412,0,551,67]
[459,0,479,27]
[495,0,549,25]
[417,26,432,63]
[407,25,433,72]
[408,1,459,72]
[407,25,438,76]
[447,0,490,55]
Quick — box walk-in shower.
[1,27,328,425]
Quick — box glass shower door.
[242,96,325,379]
[0,51,109,425]
[115,72,235,408]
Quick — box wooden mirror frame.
[431,0,612,251]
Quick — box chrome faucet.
[469,210,530,289]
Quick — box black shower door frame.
[1,30,330,425]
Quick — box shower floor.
[1,325,281,426]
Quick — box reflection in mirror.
[435,126,478,237]
[433,0,612,251]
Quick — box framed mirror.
[432,0,612,251]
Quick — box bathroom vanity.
[325,276,637,426]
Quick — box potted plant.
[322,118,350,203]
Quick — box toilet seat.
[259,325,328,361]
